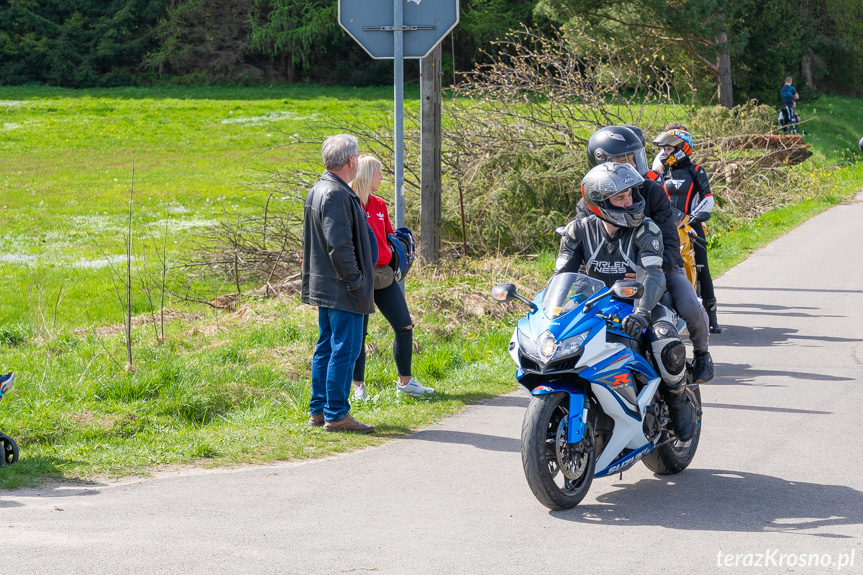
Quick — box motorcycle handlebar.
[689,233,709,248]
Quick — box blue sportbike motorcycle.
[492,272,702,510]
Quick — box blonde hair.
[350,155,383,205]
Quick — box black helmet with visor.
[623,125,646,147]
[586,126,650,176]
[581,162,646,228]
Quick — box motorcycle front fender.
[529,383,586,444]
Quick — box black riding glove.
[621,311,649,338]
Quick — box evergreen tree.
[536,0,742,107]
[0,0,163,86]
[248,0,341,82]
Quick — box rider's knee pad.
[651,305,677,326]
[650,322,686,385]
[661,341,687,376]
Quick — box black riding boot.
[666,387,697,441]
[704,298,722,334]
[692,350,714,383]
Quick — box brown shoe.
[308,414,324,427]
[324,414,375,434]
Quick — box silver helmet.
[581,162,646,228]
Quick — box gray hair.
[321,134,359,170]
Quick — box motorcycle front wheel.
[521,392,595,510]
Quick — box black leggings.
[352,280,413,381]
[692,221,716,301]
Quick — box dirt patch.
[73,310,205,337]
[68,409,120,430]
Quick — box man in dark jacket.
[302,134,377,434]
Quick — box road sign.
[339,0,459,59]
[338,0,457,245]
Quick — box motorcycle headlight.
[538,330,556,363]
[551,330,590,360]
[519,329,590,367]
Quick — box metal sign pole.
[393,0,405,230]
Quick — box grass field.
[0,85,861,487]
[1,84,412,326]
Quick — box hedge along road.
[2,194,863,574]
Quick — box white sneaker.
[0,372,14,395]
[353,384,368,401]
[396,378,434,396]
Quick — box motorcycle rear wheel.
[642,385,702,475]
[522,392,595,510]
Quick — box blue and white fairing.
[508,272,664,477]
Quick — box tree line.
[1,0,861,106]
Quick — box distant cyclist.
[779,77,800,133]
[781,76,799,110]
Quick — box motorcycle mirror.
[492,283,538,312]
[691,211,711,223]
[611,281,644,300]
[491,284,516,302]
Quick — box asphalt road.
[2,194,863,574]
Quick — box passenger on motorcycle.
[557,162,699,441]
[557,125,714,384]
[652,127,722,333]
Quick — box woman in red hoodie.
[350,156,434,400]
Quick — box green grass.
[0,256,530,488]
[796,94,863,160]
[0,85,861,487]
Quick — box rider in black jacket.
[653,128,722,333]
[558,162,698,440]
[557,126,714,383]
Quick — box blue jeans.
[309,307,365,423]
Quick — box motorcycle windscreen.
[542,272,607,319]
